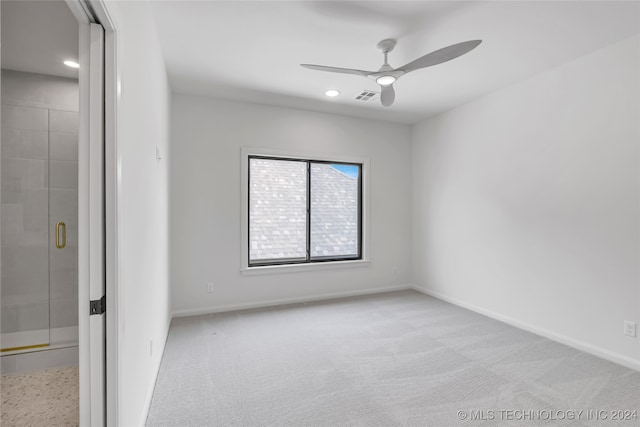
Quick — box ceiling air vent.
[354,90,379,101]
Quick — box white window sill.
[241,259,371,276]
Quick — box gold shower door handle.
[55,221,66,249]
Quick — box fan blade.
[301,64,371,76]
[399,40,482,73]
[380,84,395,107]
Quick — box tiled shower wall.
[1,69,78,342]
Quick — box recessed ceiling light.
[64,60,79,69]
[376,75,396,86]
[325,89,340,97]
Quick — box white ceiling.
[1,0,79,79]
[2,1,636,123]
[151,0,639,124]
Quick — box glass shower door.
[1,104,51,351]
[48,108,79,345]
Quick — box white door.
[78,21,106,427]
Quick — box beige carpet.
[1,365,79,427]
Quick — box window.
[248,156,362,267]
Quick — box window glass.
[249,158,307,263]
[310,163,360,259]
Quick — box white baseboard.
[172,284,412,318]
[140,314,172,427]
[411,285,640,372]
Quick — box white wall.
[103,2,171,425]
[412,35,639,369]
[170,95,412,315]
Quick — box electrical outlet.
[207,283,214,293]
[624,321,636,338]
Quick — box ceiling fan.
[301,39,482,107]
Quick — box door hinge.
[90,295,106,315]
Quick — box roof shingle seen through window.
[310,163,358,257]
[249,158,359,262]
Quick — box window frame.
[248,155,363,267]
[240,147,370,274]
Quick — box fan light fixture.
[376,75,396,86]
[302,39,482,107]
[325,89,340,97]
[64,60,79,69]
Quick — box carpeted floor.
[1,365,79,426]
[146,290,639,426]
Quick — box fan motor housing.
[376,39,396,53]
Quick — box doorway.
[1,1,81,424]
[0,0,109,425]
